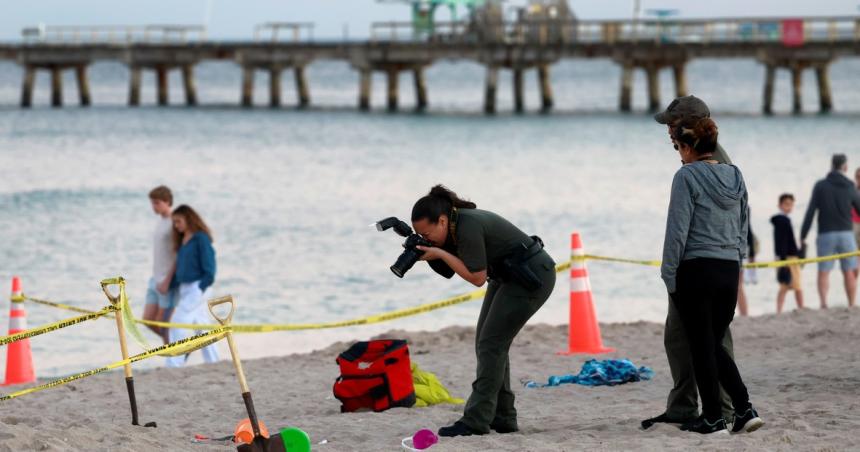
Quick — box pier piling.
[815,63,833,113]
[182,65,197,106]
[295,66,310,108]
[763,64,775,115]
[672,64,687,98]
[646,65,660,113]
[50,67,63,107]
[156,66,169,106]
[386,69,399,111]
[269,67,282,107]
[791,65,803,114]
[413,67,427,111]
[20,66,35,108]
[75,65,91,106]
[513,69,524,113]
[484,67,498,115]
[358,70,371,111]
[538,65,553,112]
[241,67,254,107]
[128,66,141,106]
[619,64,633,112]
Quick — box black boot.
[489,418,519,434]
[438,421,485,438]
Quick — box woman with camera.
[409,185,556,438]
[661,118,763,434]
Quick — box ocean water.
[0,57,858,377]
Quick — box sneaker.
[683,416,729,435]
[641,412,696,430]
[731,407,764,434]
[489,418,519,434]
[438,421,485,438]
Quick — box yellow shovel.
[101,277,156,428]
[209,296,282,452]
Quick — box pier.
[1,16,858,113]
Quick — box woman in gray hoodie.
[661,117,763,435]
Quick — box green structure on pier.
[380,0,493,36]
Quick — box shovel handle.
[100,277,125,307]
[207,295,235,325]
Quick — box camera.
[376,217,433,278]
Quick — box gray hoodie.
[800,171,860,240]
[661,161,749,293]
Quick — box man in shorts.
[800,154,860,308]
[144,185,177,342]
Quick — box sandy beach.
[1,306,858,451]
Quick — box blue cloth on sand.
[524,359,654,388]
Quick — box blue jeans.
[816,231,858,272]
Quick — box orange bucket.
[233,418,269,444]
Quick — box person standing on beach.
[406,185,556,438]
[642,96,736,429]
[661,116,763,435]
[852,167,860,278]
[771,194,805,313]
[165,204,219,367]
[800,154,860,309]
[143,186,177,343]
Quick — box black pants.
[671,258,751,420]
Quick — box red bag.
[333,339,416,412]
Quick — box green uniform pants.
[665,295,735,420]
[460,251,556,432]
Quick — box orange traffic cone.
[3,276,36,386]
[558,233,615,355]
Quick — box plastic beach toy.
[279,427,312,452]
[402,429,439,451]
[233,418,269,444]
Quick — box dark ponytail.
[411,184,476,223]
[671,117,718,155]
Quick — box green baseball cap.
[654,95,711,124]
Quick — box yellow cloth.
[411,362,465,407]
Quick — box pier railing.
[253,22,315,42]
[370,16,860,45]
[20,25,208,44]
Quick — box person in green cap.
[408,185,556,438]
[642,95,737,430]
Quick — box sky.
[1,0,858,41]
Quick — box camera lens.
[391,248,421,278]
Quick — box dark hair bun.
[692,118,718,142]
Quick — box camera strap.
[447,207,459,247]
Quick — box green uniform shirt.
[452,209,531,273]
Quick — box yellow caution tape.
[139,287,491,332]
[0,306,119,347]
[578,250,860,270]
[576,255,663,267]
[0,328,227,402]
[21,250,859,334]
[22,296,97,314]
